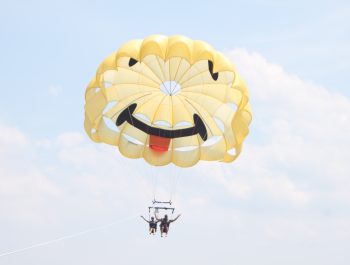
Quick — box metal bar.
[148,206,175,211]
[152,200,172,205]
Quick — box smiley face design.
[84,35,252,167]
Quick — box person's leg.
[160,225,164,237]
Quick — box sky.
[1,0,350,264]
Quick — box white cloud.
[57,132,85,147]
[0,127,61,223]
[0,123,28,151]
[0,125,149,225]
[0,170,62,223]
[205,48,350,209]
[1,49,350,264]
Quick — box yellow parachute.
[84,35,252,167]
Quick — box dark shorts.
[161,225,169,233]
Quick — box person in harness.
[155,213,181,237]
[140,216,159,235]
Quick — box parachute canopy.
[84,35,252,167]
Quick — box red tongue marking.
[150,135,170,152]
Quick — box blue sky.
[1,1,350,264]
[1,0,349,137]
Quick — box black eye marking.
[208,60,219,81]
[129,58,138,67]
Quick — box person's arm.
[140,215,149,223]
[170,214,181,223]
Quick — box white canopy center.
[159,81,181,96]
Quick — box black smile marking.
[116,103,208,141]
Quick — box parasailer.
[155,213,181,237]
[84,35,252,236]
[140,215,159,235]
